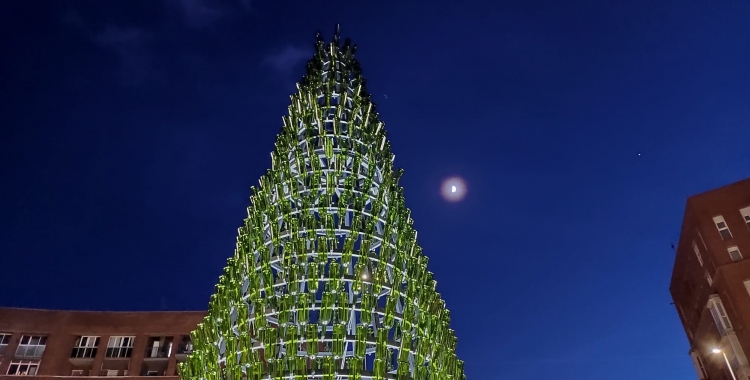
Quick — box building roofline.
[0,307,204,314]
[686,177,750,202]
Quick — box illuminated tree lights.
[179,29,466,380]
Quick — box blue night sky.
[2,1,750,379]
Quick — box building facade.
[671,178,750,380]
[0,308,203,380]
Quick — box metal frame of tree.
[179,28,466,380]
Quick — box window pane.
[729,248,742,261]
[709,302,725,335]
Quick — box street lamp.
[712,348,737,380]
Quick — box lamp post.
[712,348,738,380]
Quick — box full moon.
[441,177,467,202]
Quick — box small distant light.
[712,348,722,354]
[441,177,467,202]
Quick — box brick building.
[0,308,204,380]
[670,178,750,380]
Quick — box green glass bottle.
[294,357,306,380]
[336,292,349,325]
[253,301,267,330]
[332,324,345,359]
[250,361,263,380]
[297,292,309,325]
[307,260,319,294]
[288,264,299,295]
[184,31,465,380]
[328,261,342,294]
[352,259,365,294]
[306,324,318,358]
[354,325,367,358]
[278,294,291,327]
[320,291,334,325]
[373,358,386,380]
[347,357,362,380]
[384,292,397,329]
[360,293,373,325]
[323,356,335,380]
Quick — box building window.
[713,215,733,240]
[177,335,193,355]
[689,350,707,379]
[728,246,743,262]
[740,206,750,229]
[708,295,733,335]
[705,271,713,286]
[145,336,173,358]
[0,333,11,356]
[15,336,47,358]
[106,336,134,358]
[71,336,100,358]
[6,360,40,376]
[697,230,707,249]
[693,241,704,266]
[71,370,85,376]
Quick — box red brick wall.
[670,178,750,379]
[0,308,204,378]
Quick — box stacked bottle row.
[179,32,465,380]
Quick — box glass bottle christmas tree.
[179,27,466,380]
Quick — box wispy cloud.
[166,0,251,29]
[170,0,223,29]
[262,45,310,73]
[94,26,152,86]
[62,1,252,86]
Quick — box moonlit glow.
[441,176,468,202]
